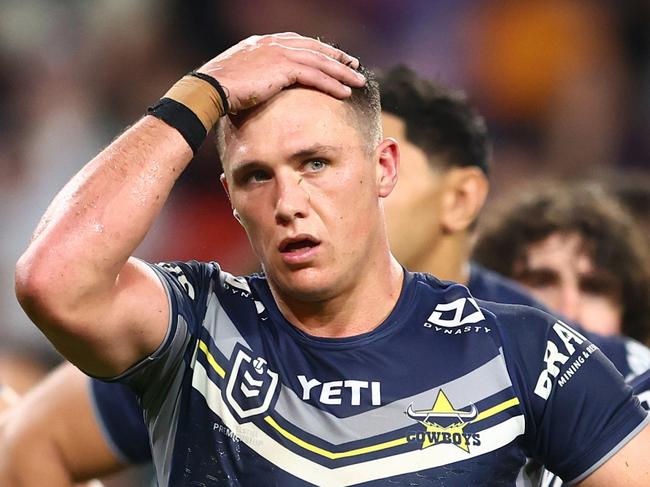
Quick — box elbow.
[15,250,69,331]
[16,250,49,307]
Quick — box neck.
[408,232,472,284]
[269,254,404,339]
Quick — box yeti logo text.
[534,321,588,400]
[226,348,279,419]
[298,375,381,406]
[427,298,485,328]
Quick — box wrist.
[146,72,229,155]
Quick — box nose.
[274,172,310,224]
[557,280,581,322]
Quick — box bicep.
[49,258,170,377]
[577,422,650,486]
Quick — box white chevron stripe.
[192,360,526,486]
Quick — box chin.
[271,267,340,302]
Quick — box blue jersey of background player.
[90,262,650,468]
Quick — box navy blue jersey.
[90,262,650,469]
[541,369,650,487]
[101,261,646,486]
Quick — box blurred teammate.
[473,182,650,344]
[11,40,650,485]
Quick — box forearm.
[17,116,191,315]
[0,364,128,486]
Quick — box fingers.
[283,46,366,90]
[254,33,360,70]
[269,35,360,70]
[287,66,354,99]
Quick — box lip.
[278,234,321,265]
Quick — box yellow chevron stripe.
[471,397,520,423]
[264,416,409,460]
[198,340,226,378]
[264,397,521,460]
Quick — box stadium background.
[0,0,648,387]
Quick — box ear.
[375,137,400,198]
[220,173,243,225]
[220,173,231,201]
[440,167,489,233]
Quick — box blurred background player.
[600,169,650,244]
[473,182,650,344]
[2,65,649,486]
[0,363,153,487]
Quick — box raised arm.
[15,34,365,377]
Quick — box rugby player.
[12,35,650,485]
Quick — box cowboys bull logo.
[225,346,279,420]
[405,390,481,452]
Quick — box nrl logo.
[405,390,481,452]
[225,346,279,421]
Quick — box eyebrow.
[289,144,341,160]
[229,144,341,179]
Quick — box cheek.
[579,294,623,333]
[524,286,561,310]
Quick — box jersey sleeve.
[89,378,151,464]
[105,260,217,408]
[493,303,649,484]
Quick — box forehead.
[222,88,364,170]
[526,232,593,272]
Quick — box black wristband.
[190,71,230,115]
[146,98,206,155]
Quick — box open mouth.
[279,236,320,254]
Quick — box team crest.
[405,390,481,452]
[225,345,279,420]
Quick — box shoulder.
[413,271,556,342]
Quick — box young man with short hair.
[13,36,650,485]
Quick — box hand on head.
[196,33,366,113]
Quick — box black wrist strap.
[146,98,206,155]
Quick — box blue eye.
[305,159,327,172]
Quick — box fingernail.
[356,72,366,82]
